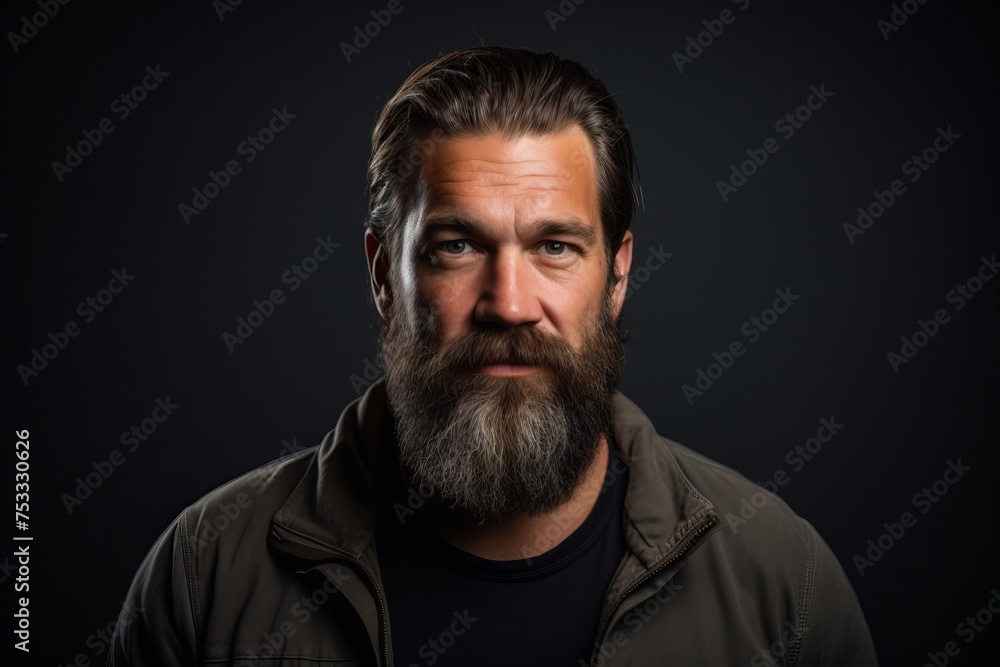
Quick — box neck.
[416,435,611,561]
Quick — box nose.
[474,247,543,327]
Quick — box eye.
[540,241,572,256]
[438,240,473,255]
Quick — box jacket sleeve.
[108,513,200,666]
[797,521,879,666]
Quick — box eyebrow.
[421,214,598,249]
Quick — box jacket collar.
[269,378,718,570]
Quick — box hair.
[366,46,641,286]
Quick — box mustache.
[421,325,578,375]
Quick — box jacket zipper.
[346,558,391,667]
[589,513,719,666]
[270,525,391,667]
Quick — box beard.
[379,286,628,523]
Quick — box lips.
[477,362,543,377]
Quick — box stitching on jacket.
[667,440,760,507]
[659,437,709,503]
[787,524,817,665]
[668,439,804,520]
[179,508,204,657]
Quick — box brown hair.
[366,46,641,285]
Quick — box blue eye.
[542,241,569,256]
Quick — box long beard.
[380,292,627,522]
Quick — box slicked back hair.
[366,46,640,287]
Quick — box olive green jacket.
[110,378,878,666]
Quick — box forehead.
[415,125,600,235]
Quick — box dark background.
[2,0,997,664]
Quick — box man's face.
[369,125,633,521]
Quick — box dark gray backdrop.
[1,0,997,664]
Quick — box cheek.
[418,278,473,337]
[551,288,603,350]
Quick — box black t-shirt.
[375,437,629,667]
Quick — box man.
[111,46,878,666]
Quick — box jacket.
[110,378,879,666]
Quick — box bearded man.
[111,46,878,666]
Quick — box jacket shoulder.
[177,447,317,554]
[661,438,878,664]
[664,437,812,541]
[110,448,321,665]
[660,437,830,610]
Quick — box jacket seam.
[667,440,761,508]
[787,524,817,666]
[272,453,319,540]
[178,508,205,657]
[659,437,712,505]
[668,439,805,521]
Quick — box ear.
[609,230,633,319]
[364,228,392,321]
